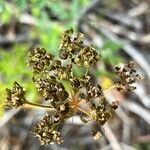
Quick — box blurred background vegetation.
[0,0,149,150]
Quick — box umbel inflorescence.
[4,29,142,145]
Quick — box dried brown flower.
[4,81,26,108]
[33,113,63,145]
[4,28,142,145]
[115,61,143,92]
[27,47,54,73]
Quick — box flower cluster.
[59,28,100,68]
[4,81,26,108]
[33,75,69,108]
[90,97,118,125]
[33,113,63,145]
[4,29,142,145]
[74,45,100,68]
[115,62,143,92]
[59,28,84,60]
[27,47,54,73]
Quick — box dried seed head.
[92,129,102,140]
[33,113,63,145]
[59,28,84,59]
[27,47,54,73]
[74,45,101,68]
[115,62,143,92]
[4,29,142,145]
[111,100,119,110]
[4,81,26,108]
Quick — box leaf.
[15,0,27,11]
[61,80,74,96]
[72,65,84,77]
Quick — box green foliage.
[101,39,123,64]
[31,23,64,56]
[50,0,90,22]
[30,0,91,56]
[0,1,12,23]
[0,45,38,104]
[15,0,27,11]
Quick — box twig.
[121,142,137,150]
[121,101,150,125]
[103,123,122,150]
[101,143,136,150]
[104,90,132,143]
[0,108,20,128]
[0,34,28,45]
[77,0,105,29]
[135,134,150,144]
[128,2,149,17]
[133,83,150,108]
[105,12,141,30]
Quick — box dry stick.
[0,108,20,128]
[121,143,137,150]
[121,112,131,143]
[101,143,136,150]
[104,89,132,143]
[100,19,150,44]
[136,134,150,144]
[128,2,149,17]
[133,83,150,108]
[106,11,141,30]
[103,123,122,150]
[121,101,150,125]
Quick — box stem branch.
[103,85,116,93]
[77,107,91,117]
[24,101,54,110]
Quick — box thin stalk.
[24,101,54,110]
[103,85,116,93]
[77,107,91,117]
